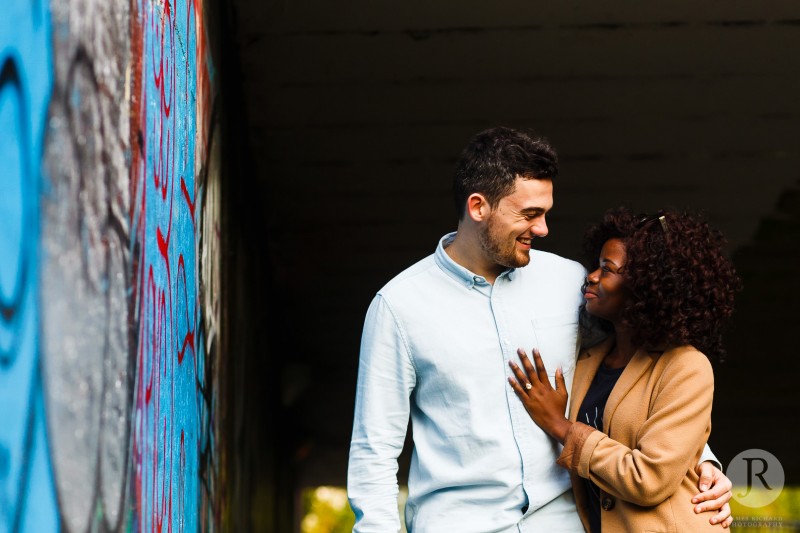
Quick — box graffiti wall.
[0,0,223,530]
[0,1,57,531]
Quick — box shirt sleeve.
[347,294,417,533]
[557,350,714,507]
[698,443,721,470]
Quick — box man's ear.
[466,193,491,222]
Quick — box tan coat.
[557,337,718,532]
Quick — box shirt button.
[601,496,616,511]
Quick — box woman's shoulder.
[654,344,713,376]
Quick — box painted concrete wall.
[1,0,223,530]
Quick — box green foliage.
[301,487,355,533]
[729,486,800,532]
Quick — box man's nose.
[532,217,548,238]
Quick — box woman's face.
[583,238,628,323]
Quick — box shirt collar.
[434,232,518,288]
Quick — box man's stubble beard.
[478,212,531,270]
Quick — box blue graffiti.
[0,0,58,531]
[133,0,205,530]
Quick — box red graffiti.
[181,177,196,224]
[130,0,218,530]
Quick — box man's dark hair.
[453,126,558,220]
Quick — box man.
[347,127,732,532]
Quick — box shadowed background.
[227,1,800,530]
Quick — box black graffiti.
[0,56,32,369]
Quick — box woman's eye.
[601,266,611,273]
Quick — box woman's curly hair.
[581,207,742,362]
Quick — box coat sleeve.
[347,294,417,533]
[557,350,714,507]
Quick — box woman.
[508,207,741,532]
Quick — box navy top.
[576,362,626,533]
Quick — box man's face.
[478,177,553,270]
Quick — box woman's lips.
[583,291,598,300]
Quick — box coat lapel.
[602,347,655,433]
[568,337,613,421]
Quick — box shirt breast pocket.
[530,312,579,379]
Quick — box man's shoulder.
[378,254,439,297]
[525,250,586,279]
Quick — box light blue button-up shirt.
[348,233,587,532]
